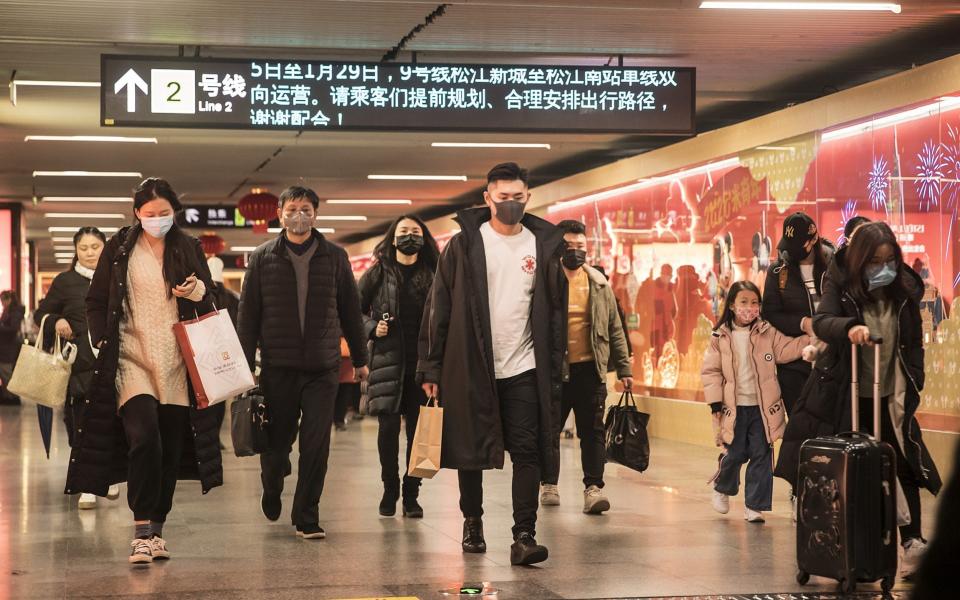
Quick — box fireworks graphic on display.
[943,123,960,209]
[868,155,891,212]
[915,139,946,211]
[836,199,858,246]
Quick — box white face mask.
[140,215,174,238]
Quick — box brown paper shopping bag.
[407,396,443,479]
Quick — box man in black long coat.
[418,162,564,566]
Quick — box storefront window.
[548,94,960,433]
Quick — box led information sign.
[101,55,695,134]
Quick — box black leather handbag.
[230,388,269,457]
[604,390,651,473]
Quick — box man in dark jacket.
[238,186,368,540]
[539,220,633,514]
[761,211,834,416]
[418,162,564,566]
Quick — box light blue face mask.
[865,261,897,291]
[140,215,174,238]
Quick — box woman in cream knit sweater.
[66,178,223,566]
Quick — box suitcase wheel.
[881,576,895,593]
[796,570,810,586]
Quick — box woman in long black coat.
[358,215,439,519]
[35,226,119,509]
[65,178,223,565]
[776,222,941,579]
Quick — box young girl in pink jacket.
[701,281,810,523]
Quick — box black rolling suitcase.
[795,340,898,594]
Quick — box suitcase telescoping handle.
[850,337,883,439]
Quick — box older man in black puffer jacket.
[238,186,368,540]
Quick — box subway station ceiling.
[2,0,960,270]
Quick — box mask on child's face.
[735,305,760,325]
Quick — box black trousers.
[120,394,190,523]
[377,374,427,498]
[333,382,359,425]
[544,362,607,488]
[259,366,339,527]
[858,396,924,541]
[459,369,541,538]
[777,364,809,417]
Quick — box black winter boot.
[379,483,400,517]
[462,517,486,553]
[510,532,548,566]
[402,497,424,518]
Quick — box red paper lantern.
[238,188,278,233]
[198,232,225,257]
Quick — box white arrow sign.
[184,208,200,223]
[114,68,148,113]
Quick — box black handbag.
[603,390,651,473]
[230,388,269,457]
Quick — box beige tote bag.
[8,315,74,408]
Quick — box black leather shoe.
[402,498,424,519]
[261,490,281,522]
[510,532,548,566]
[462,517,486,553]
[379,487,399,517]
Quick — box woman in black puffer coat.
[776,222,941,579]
[358,215,439,519]
[34,227,120,509]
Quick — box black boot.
[379,484,399,517]
[402,497,424,518]
[510,532,548,566]
[462,517,486,553]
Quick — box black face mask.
[493,200,526,226]
[562,248,587,270]
[395,234,424,256]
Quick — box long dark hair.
[372,215,440,273]
[844,221,907,306]
[133,178,201,298]
[715,280,762,331]
[70,226,107,268]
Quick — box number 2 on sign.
[167,82,182,102]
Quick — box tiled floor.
[0,405,936,599]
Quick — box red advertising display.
[549,94,960,432]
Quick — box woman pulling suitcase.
[778,221,941,580]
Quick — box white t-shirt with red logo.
[479,221,537,379]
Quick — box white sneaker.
[540,484,560,507]
[78,493,97,510]
[711,491,730,515]
[583,485,611,514]
[744,507,765,523]
[149,536,171,560]
[106,485,121,501]
[901,538,927,579]
[128,538,153,564]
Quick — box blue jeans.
[714,405,773,512]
